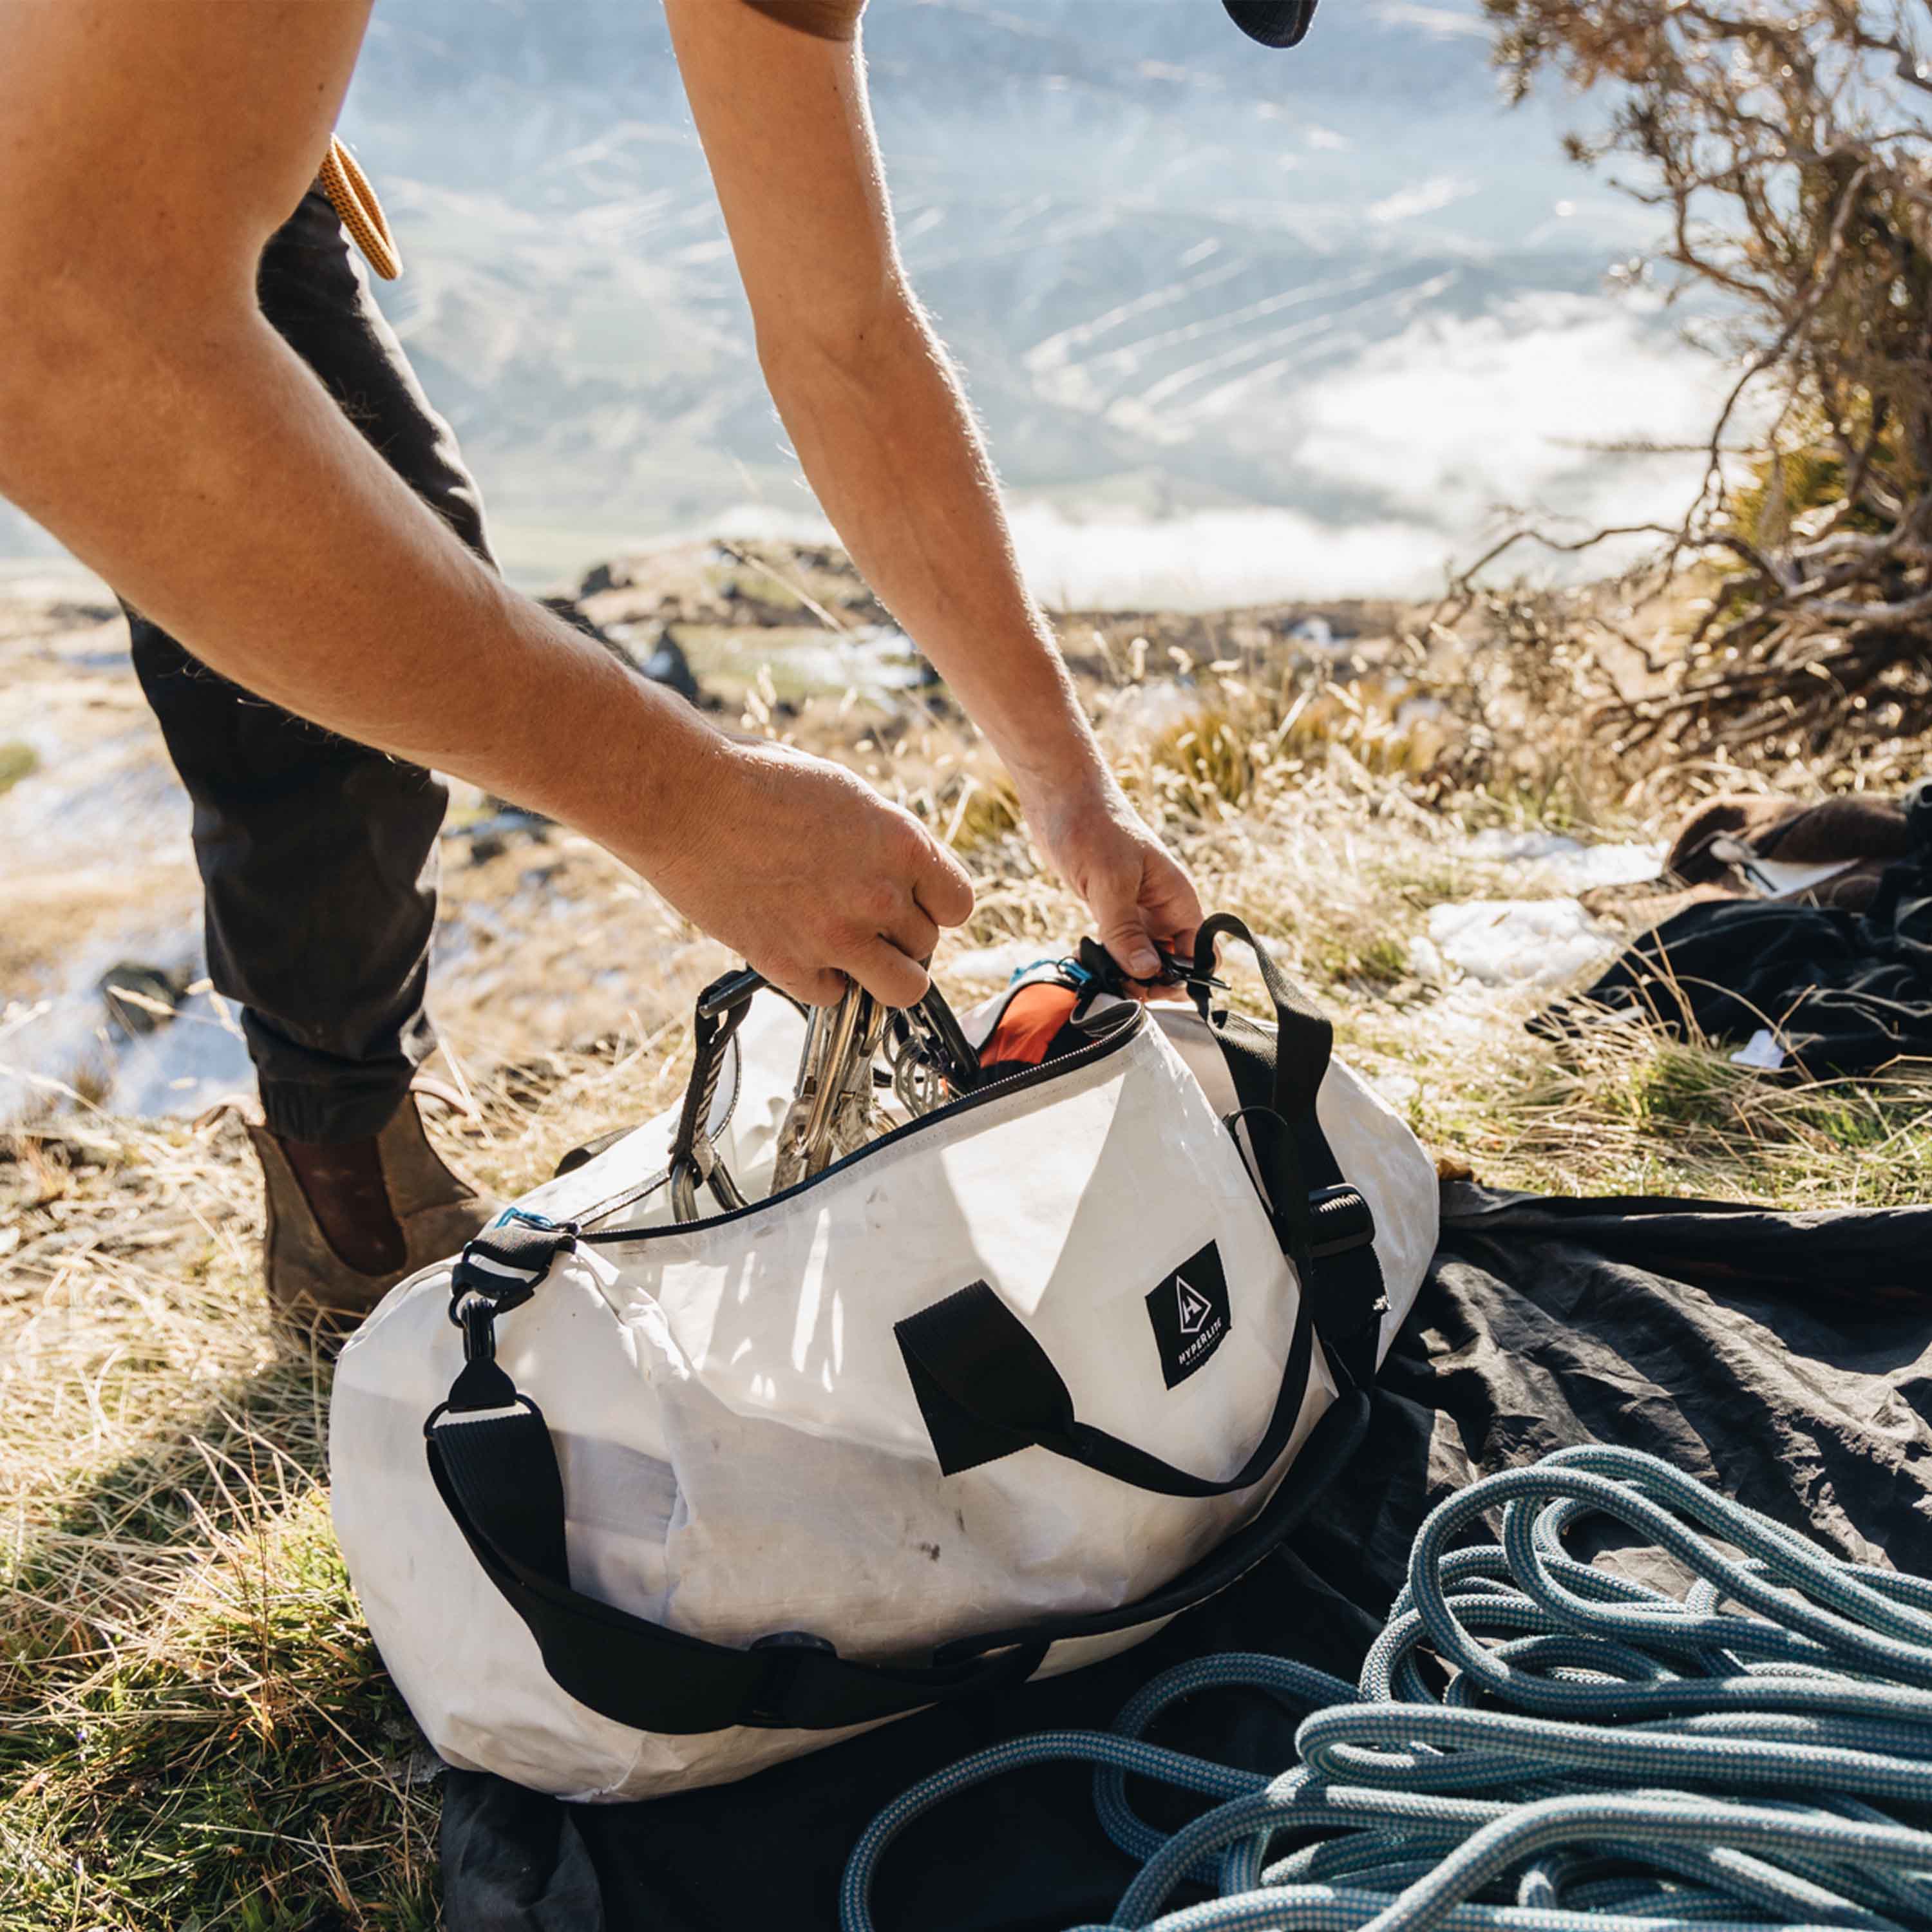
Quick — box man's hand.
[1023,776,1204,987]
[648,739,974,1009]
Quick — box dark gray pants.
[126,187,494,1141]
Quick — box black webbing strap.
[1239,1110,1385,1392]
[448,1214,576,1318]
[1191,913,1333,1123]
[426,1383,1049,1734]
[1188,917,1387,1390]
[896,1277,1314,1497]
[423,1341,1367,1738]
[1296,1132,1387,1393]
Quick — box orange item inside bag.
[978,982,1083,1072]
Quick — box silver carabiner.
[781,981,886,1185]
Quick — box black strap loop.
[421,1371,1366,1737]
[895,1277,1314,1499]
[448,1213,576,1319]
[425,1392,1050,1733]
[1188,913,1334,1123]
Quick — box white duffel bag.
[329,914,1437,1800]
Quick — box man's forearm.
[762,291,1109,804]
[0,0,978,1011]
[0,278,976,1005]
[0,291,721,869]
[675,0,1202,972]
[663,0,1110,811]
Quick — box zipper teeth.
[578,1003,1146,1246]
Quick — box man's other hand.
[651,740,974,1009]
[1025,778,1204,990]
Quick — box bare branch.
[1468,0,1932,765]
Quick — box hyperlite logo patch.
[1144,1239,1233,1388]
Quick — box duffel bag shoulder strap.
[426,1217,1370,1736]
[426,1388,1044,1734]
[1188,913,1388,1389]
[1189,911,1334,1122]
[431,1229,1045,1736]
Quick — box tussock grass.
[0,740,37,797]
[1491,1027,1932,1207]
[5,629,1929,1927]
[1,1127,419,1928]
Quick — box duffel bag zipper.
[575,1002,1148,1247]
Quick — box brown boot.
[249,1092,498,1327]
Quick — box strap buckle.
[1308,1183,1376,1260]
[451,1291,496,1365]
[447,1211,577,1327]
[435,1290,526,1415]
[744,1629,839,1728]
[1074,936,1215,996]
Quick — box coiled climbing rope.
[840,1445,1932,1932]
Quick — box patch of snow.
[95,992,255,1118]
[1367,1068,1420,1109]
[1405,933,1450,985]
[1461,829,1661,893]
[1730,1028,1790,1073]
[1426,897,1620,990]
[1287,616,1354,652]
[782,625,928,697]
[0,929,254,1128]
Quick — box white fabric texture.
[331,992,1436,1800]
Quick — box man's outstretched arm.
[666,0,1202,980]
[0,0,969,1009]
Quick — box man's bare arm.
[0,0,969,1007]
[665,0,1202,978]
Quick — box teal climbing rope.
[840,1445,1932,1932]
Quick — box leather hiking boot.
[249,1092,498,1329]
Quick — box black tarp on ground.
[439,1184,1932,1932]
[1540,817,1932,1075]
